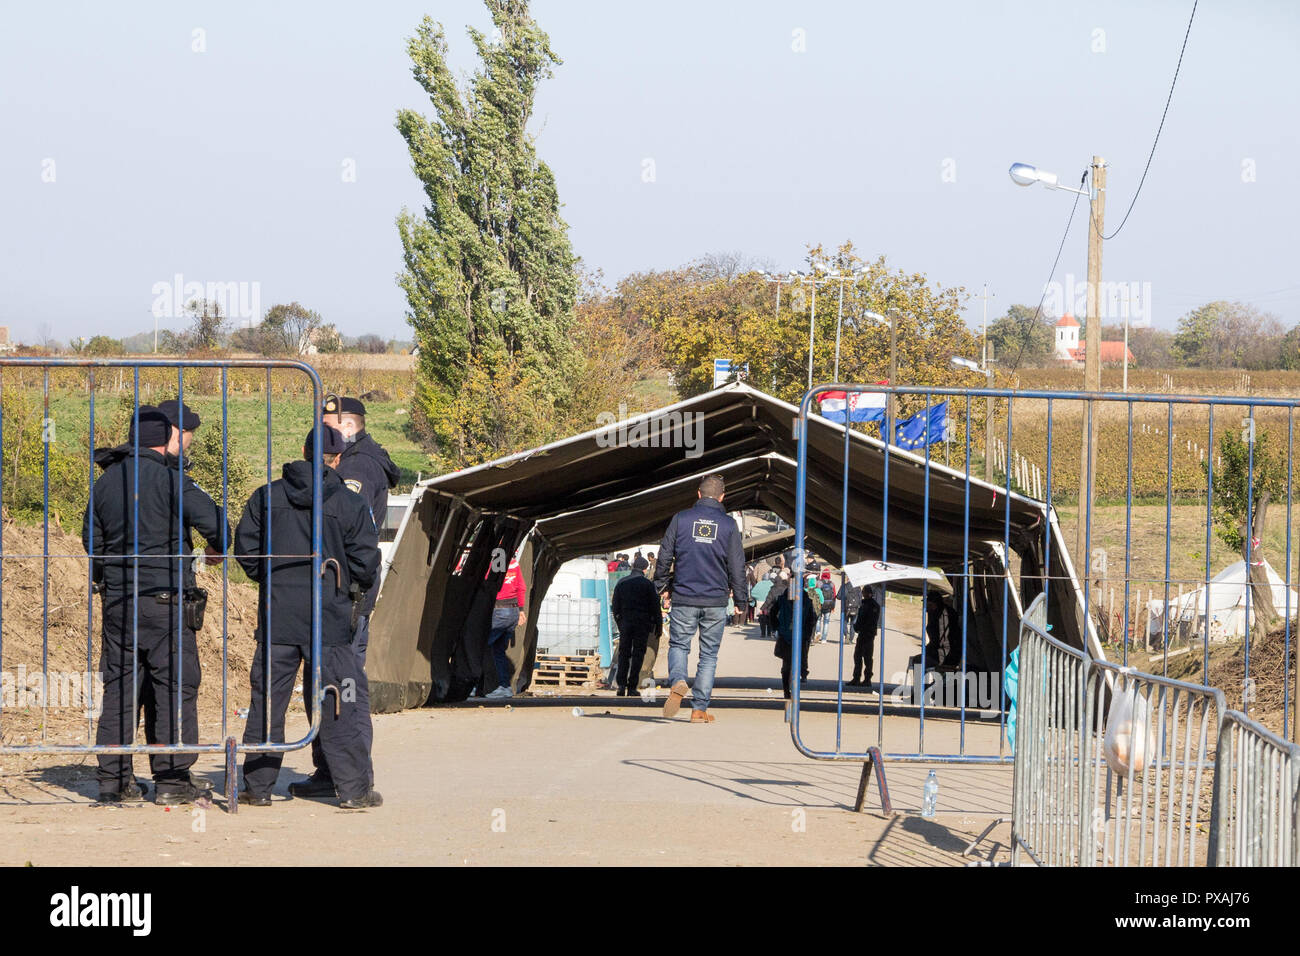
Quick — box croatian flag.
[818,385,888,423]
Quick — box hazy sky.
[1,0,1296,346]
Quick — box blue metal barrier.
[0,358,326,814]
[790,383,1299,783]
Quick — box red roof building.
[1053,315,1134,365]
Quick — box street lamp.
[1009,157,1108,587]
[759,270,801,390]
[951,355,995,483]
[823,270,863,382]
[862,308,897,441]
[794,269,836,390]
[1008,163,1089,195]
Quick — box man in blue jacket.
[652,474,748,722]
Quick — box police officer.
[290,395,398,797]
[157,398,199,457]
[235,425,381,809]
[82,405,229,804]
[652,474,748,722]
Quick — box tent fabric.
[367,384,1097,711]
[741,527,796,562]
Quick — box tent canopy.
[366,384,1094,711]
[1147,559,1300,638]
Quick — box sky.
[1,0,1296,346]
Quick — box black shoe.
[338,790,383,810]
[97,779,146,804]
[238,790,272,807]
[288,774,337,798]
[154,781,212,806]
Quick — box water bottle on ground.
[921,770,938,818]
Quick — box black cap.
[304,424,348,457]
[157,399,200,431]
[128,406,172,448]
[323,396,366,417]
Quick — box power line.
[1008,170,1089,374]
[1091,0,1199,242]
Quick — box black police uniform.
[235,436,380,804]
[610,565,661,695]
[81,407,229,800]
[308,397,398,787]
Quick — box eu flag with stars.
[893,401,949,450]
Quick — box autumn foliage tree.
[615,242,983,418]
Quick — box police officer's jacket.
[82,444,228,599]
[334,430,400,614]
[652,496,748,608]
[234,461,379,646]
[611,569,662,635]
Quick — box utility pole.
[985,341,996,484]
[887,311,898,443]
[832,275,846,381]
[977,283,995,483]
[1076,156,1106,580]
[807,277,817,390]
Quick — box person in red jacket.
[484,558,527,699]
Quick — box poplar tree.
[396,1,578,466]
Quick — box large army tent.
[366,383,1099,712]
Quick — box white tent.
[1146,560,1299,643]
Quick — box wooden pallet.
[535,652,599,663]
[533,654,601,688]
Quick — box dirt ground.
[0,520,260,752]
[0,603,1013,867]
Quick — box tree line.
[33,301,411,358]
[988,300,1295,371]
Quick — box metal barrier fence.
[0,358,327,813]
[788,382,1299,809]
[1081,659,1223,866]
[1209,710,1300,866]
[1011,595,1090,865]
[1012,596,1229,866]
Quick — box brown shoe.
[663,680,690,718]
[690,709,715,723]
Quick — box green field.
[37,393,432,492]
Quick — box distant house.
[1053,314,1134,367]
[0,326,12,353]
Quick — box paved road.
[0,603,1012,866]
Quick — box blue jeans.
[488,606,520,688]
[668,604,727,711]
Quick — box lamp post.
[1010,158,1107,579]
[759,270,797,389]
[862,309,896,441]
[951,355,995,483]
[794,268,835,390]
[824,270,862,382]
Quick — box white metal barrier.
[1013,594,1231,866]
[1209,710,1300,866]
